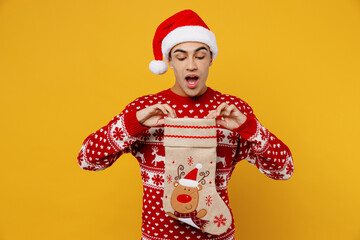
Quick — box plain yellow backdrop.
[1,0,359,239]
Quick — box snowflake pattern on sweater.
[77,87,294,240]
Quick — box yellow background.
[1,0,359,239]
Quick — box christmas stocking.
[163,117,232,235]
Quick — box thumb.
[156,118,165,126]
[205,110,217,119]
[216,118,227,128]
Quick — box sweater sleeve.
[77,100,150,171]
[232,103,294,180]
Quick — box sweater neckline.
[161,86,216,104]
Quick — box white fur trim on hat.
[161,25,218,62]
[149,60,168,75]
[179,178,199,188]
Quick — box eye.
[177,57,186,61]
[196,56,205,59]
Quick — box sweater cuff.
[233,116,258,140]
[123,110,150,138]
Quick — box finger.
[154,104,169,116]
[207,110,217,119]
[162,104,176,118]
[162,104,175,118]
[216,102,229,116]
[224,105,237,116]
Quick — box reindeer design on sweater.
[151,146,165,166]
[216,149,237,167]
[135,151,145,163]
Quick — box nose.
[187,58,197,71]
[177,194,192,203]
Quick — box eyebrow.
[173,46,209,54]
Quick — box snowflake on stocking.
[205,195,213,207]
[187,156,194,166]
[166,174,173,184]
[214,214,227,227]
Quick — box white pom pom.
[196,163,202,169]
[149,60,168,75]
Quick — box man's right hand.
[136,104,177,127]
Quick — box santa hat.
[149,9,218,75]
[179,163,202,188]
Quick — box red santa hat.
[149,9,218,75]
[179,163,202,188]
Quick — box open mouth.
[185,74,199,88]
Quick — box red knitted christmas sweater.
[77,87,294,240]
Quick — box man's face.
[168,42,212,97]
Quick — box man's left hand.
[206,103,247,130]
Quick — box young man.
[77,9,294,240]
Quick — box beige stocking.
[163,117,232,235]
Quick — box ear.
[173,181,179,187]
[197,185,203,191]
[169,60,173,69]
